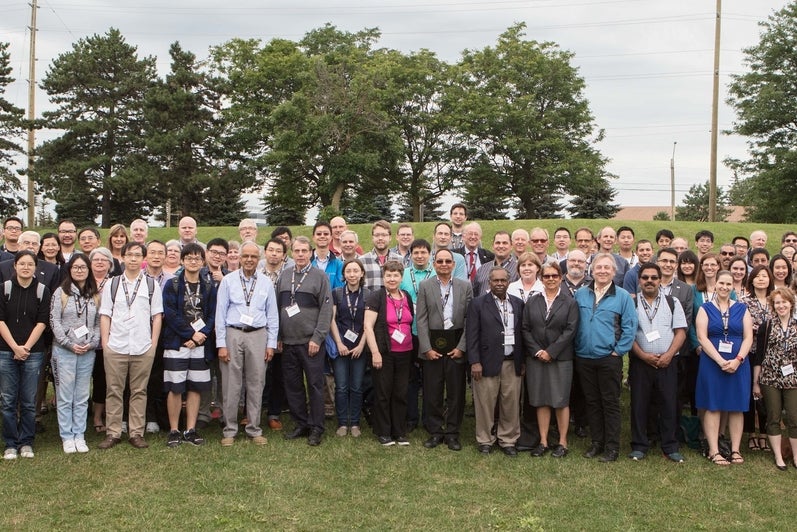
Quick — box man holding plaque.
[416,248,473,451]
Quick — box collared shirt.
[437,277,454,327]
[389,246,412,268]
[145,269,173,290]
[100,273,164,355]
[472,256,519,297]
[360,249,403,290]
[634,289,687,355]
[493,294,515,356]
[214,270,279,350]
[401,264,435,335]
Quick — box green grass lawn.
[2,384,794,530]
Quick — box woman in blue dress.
[696,270,753,465]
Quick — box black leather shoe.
[551,444,569,458]
[574,426,588,438]
[284,426,310,440]
[478,444,492,454]
[424,435,444,449]
[583,442,603,458]
[598,449,619,462]
[446,436,462,451]
[530,444,549,457]
[307,429,322,446]
[500,445,518,457]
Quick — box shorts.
[163,345,211,394]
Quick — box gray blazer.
[416,276,473,359]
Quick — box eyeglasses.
[530,239,548,244]
[58,229,76,234]
[4,226,22,232]
[720,251,735,256]
[183,256,203,263]
[208,249,227,257]
[786,239,797,243]
[435,259,453,264]
[640,275,660,281]
[541,274,560,279]
[71,265,88,272]
[125,253,143,258]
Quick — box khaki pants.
[104,347,155,438]
[472,360,521,447]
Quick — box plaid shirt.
[360,249,403,290]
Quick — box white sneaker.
[63,440,77,454]
[145,422,160,434]
[74,439,89,453]
[19,445,34,458]
[3,448,17,460]
[121,422,128,433]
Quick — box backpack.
[634,293,675,315]
[109,275,155,308]
[4,279,45,302]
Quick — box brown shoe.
[268,419,283,431]
[220,437,235,447]
[249,435,268,445]
[97,436,121,450]
[128,435,149,449]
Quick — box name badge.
[391,329,406,344]
[782,364,795,377]
[443,318,454,330]
[286,304,300,317]
[191,318,206,332]
[645,330,661,342]
[344,329,359,343]
[718,340,733,354]
[73,325,89,338]
[504,334,515,346]
[240,314,254,326]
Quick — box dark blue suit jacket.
[465,292,524,377]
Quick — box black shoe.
[195,419,209,430]
[446,436,462,451]
[530,444,549,457]
[167,430,182,448]
[35,421,46,434]
[516,444,535,452]
[583,442,603,458]
[500,445,518,457]
[551,444,569,458]
[424,435,444,449]
[378,436,395,446]
[598,449,619,462]
[478,444,492,454]
[776,462,788,472]
[307,429,322,446]
[574,426,588,438]
[183,429,205,446]
[395,436,410,446]
[718,436,732,459]
[284,426,311,440]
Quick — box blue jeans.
[0,350,44,450]
[52,344,96,441]
[332,354,366,427]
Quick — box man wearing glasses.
[201,238,229,287]
[1,217,23,256]
[718,243,737,270]
[57,220,78,261]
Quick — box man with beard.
[360,220,402,291]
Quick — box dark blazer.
[668,278,694,356]
[454,246,495,269]
[416,276,473,359]
[466,293,524,377]
[0,258,61,294]
[365,288,414,356]
[522,289,579,362]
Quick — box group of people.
[1,207,796,471]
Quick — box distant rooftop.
[613,206,746,222]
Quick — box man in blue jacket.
[574,253,637,462]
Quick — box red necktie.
[469,252,476,281]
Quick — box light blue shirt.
[215,270,278,349]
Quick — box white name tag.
[286,304,300,317]
[443,318,454,330]
[344,329,359,343]
[73,325,89,338]
[782,364,795,377]
[240,314,254,326]
[504,334,515,346]
[391,329,406,344]
[645,330,661,342]
[718,340,733,354]
[191,318,206,332]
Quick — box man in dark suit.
[466,266,523,456]
[0,231,60,293]
[454,222,494,284]
[417,248,474,451]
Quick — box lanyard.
[388,292,404,326]
[409,268,432,293]
[345,286,360,321]
[239,271,257,307]
[718,303,730,338]
[290,266,310,304]
[640,293,661,323]
[493,296,509,327]
[121,275,143,308]
[437,278,452,309]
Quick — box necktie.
[469,252,476,281]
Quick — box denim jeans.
[0,350,44,450]
[52,344,96,441]
[332,354,366,427]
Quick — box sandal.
[94,424,106,433]
[747,436,760,451]
[709,453,730,466]
[730,451,745,464]
[758,437,771,452]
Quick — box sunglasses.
[640,275,660,281]
[435,259,453,264]
[541,274,560,279]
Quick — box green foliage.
[566,178,620,219]
[653,210,672,221]
[461,156,510,220]
[0,42,26,217]
[342,192,394,224]
[726,2,797,222]
[676,181,732,222]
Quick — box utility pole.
[26,0,38,227]
[708,0,721,222]
[670,141,677,221]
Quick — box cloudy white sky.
[0,0,790,215]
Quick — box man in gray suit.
[416,248,473,451]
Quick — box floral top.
[756,318,797,389]
[742,293,772,355]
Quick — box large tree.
[0,42,26,217]
[566,178,620,219]
[726,2,797,223]
[453,23,610,220]
[36,28,157,226]
[676,181,731,222]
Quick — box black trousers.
[282,343,326,433]
[576,355,622,451]
[422,355,466,437]
[373,350,411,439]
[263,350,286,417]
[629,356,679,454]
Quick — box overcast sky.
[0,0,790,215]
